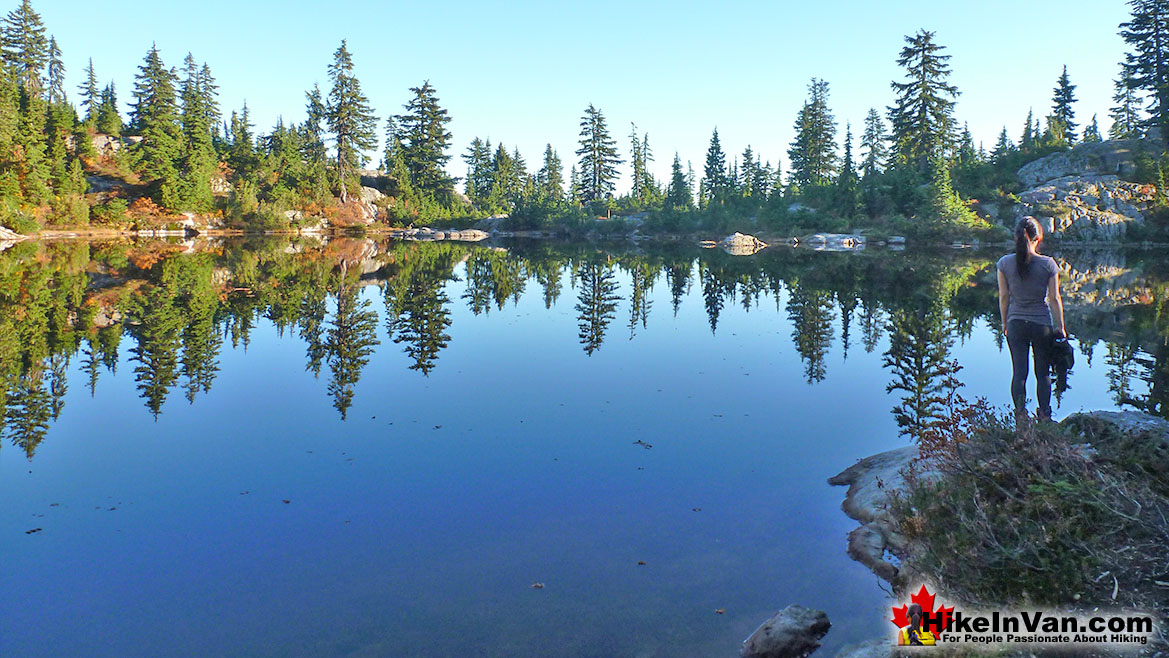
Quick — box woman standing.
[997,217,1066,421]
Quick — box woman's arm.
[1047,269,1066,336]
[997,268,1010,335]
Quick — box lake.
[1,236,1165,657]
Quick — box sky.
[40,0,1132,193]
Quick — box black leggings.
[1006,319,1053,416]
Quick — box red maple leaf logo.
[890,585,954,633]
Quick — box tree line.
[0,0,1165,237]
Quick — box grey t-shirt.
[997,253,1057,325]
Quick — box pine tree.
[395,80,453,200]
[991,127,1014,163]
[575,103,621,203]
[665,152,691,210]
[887,30,959,170]
[834,123,859,217]
[197,63,220,141]
[860,108,888,177]
[1121,0,1169,138]
[1110,59,1144,139]
[129,44,183,208]
[461,135,491,202]
[95,82,121,135]
[787,78,838,188]
[226,103,257,180]
[1051,65,1078,143]
[1020,108,1036,151]
[16,90,49,204]
[177,53,216,210]
[927,156,976,225]
[1,0,47,95]
[535,144,563,201]
[301,83,327,166]
[78,57,99,122]
[45,35,63,104]
[325,41,378,203]
[702,127,727,202]
[1083,114,1102,142]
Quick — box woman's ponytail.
[1014,217,1041,275]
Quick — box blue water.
[0,239,1156,657]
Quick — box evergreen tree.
[860,108,888,177]
[1,0,47,95]
[1050,65,1078,143]
[395,80,453,200]
[1121,0,1169,138]
[535,144,563,201]
[226,103,257,180]
[301,83,327,167]
[45,35,62,104]
[787,78,838,188]
[325,41,378,202]
[887,30,959,170]
[381,117,412,199]
[129,44,182,209]
[16,90,49,204]
[834,123,859,217]
[927,155,976,225]
[95,82,121,135]
[1083,114,1102,142]
[575,260,620,356]
[197,63,220,142]
[575,104,621,203]
[991,127,1014,163]
[1110,59,1144,139]
[665,152,692,210]
[178,54,216,210]
[461,135,491,202]
[701,127,727,203]
[1020,108,1036,151]
[78,57,99,122]
[325,273,379,420]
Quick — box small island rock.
[741,605,831,658]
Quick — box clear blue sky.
[42,0,1130,192]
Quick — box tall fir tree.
[991,127,1014,163]
[395,80,453,200]
[461,135,491,202]
[535,144,563,201]
[1050,65,1079,143]
[1,0,47,95]
[95,81,121,135]
[325,41,378,203]
[665,152,692,210]
[702,127,728,202]
[78,57,99,122]
[1121,0,1169,138]
[45,34,62,104]
[1020,108,1036,151]
[177,53,216,210]
[860,107,888,178]
[833,123,859,217]
[129,44,183,209]
[887,30,958,170]
[1110,59,1144,139]
[575,103,621,203]
[787,78,838,188]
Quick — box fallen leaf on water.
[282,500,291,504]
[715,609,725,615]
[692,508,702,512]
[49,503,59,507]
[25,528,42,535]
[531,582,545,589]
[240,491,250,495]
[637,561,647,566]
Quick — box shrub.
[890,413,1169,617]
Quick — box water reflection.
[2,237,1169,458]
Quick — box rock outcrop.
[720,232,768,255]
[1012,140,1163,240]
[827,445,929,588]
[1017,139,1158,188]
[741,605,831,658]
[1015,174,1157,240]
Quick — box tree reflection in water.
[3,237,1169,457]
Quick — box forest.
[0,0,1167,239]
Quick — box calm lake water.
[1,237,1165,657]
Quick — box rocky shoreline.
[734,409,1169,658]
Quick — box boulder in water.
[741,605,831,658]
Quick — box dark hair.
[1014,217,1042,275]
